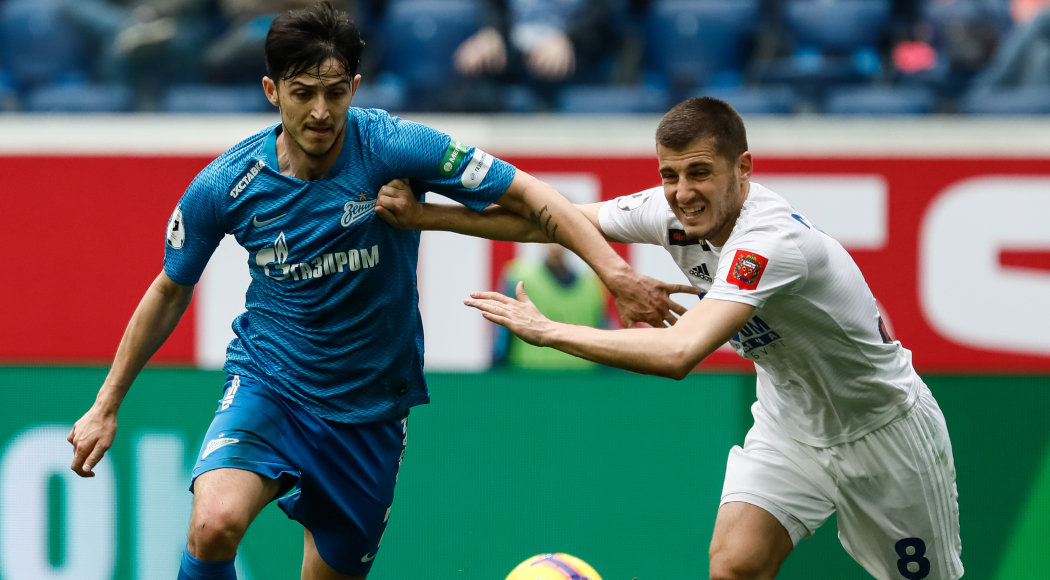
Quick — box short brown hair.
[655,97,748,162]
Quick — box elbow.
[662,347,698,381]
[666,364,692,381]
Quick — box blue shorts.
[191,374,408,576]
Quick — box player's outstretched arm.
[67,271,193,477]
[466,282,754,379]
[376,178,553,242]
[377,176,696,327]
[495,171,701,328]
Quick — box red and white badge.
[727,249,768,290]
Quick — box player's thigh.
[302,529,366,580]
[191,467,286,533]
[721,420,837,546]
[833,387,963,580]
[709,501,794,579]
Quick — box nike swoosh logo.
[361,553,376,563]
[252,213,287,227]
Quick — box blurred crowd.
[1,0,1049,114]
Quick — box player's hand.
[607,271,698,328]
[67,404,118,477]
[375,179,421,230]
[465,282,555,346]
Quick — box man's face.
[264,58,358,157]
[656,138,751,243]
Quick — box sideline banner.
[2,156,1048,372]
[0,368,1046,580]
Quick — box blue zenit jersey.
[163,108,516,422]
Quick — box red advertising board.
[2,154,1049,372]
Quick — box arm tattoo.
[529,205,560,242]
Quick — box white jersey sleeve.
[597,187,667,245]
[705,224,809,308]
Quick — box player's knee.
[708,546,770,580]
[187,502,249,558]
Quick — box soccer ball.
[505,553,603,580]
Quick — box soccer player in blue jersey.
[65,3,692,580]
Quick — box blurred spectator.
[975,0,1050,87]
[58,0,212,94]
[921,0,1003,78]
[453,0,625,109]
[493,245,608,370]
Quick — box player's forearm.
[544,323,702,379]
[418,202,549,242]
[96,272,193,412]
[505,175,632,283]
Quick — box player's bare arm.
[376,177,697,328]
[377,177,618,242]
[466,281,754,379]
[67,271,193,477]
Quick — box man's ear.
[738,151,753,181]
[263,77,279,107]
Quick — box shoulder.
[352,107,406,142]
[601,186,673,224]
[191,125,274,198]
[727,183,809,246]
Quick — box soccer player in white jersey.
[374,98,963,580]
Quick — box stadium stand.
[556,83,668,113]
[0,0,86,88]
[824,85,938,115]
[0,0,1046,114]
[25,84,135,113]
[644,0,760,95]
[160,84,272,113]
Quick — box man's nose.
[311,95,330,119]
[676,177,693,203]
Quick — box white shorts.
[721,385,963,580]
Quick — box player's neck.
[708,180,751,247]
[276,126,346,181]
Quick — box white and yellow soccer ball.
[505,553,603,580]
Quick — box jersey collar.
[263,119,352,181]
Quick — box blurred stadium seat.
[763,0,892,98]
[962,87,1050,115]
[697,86,798,115]
[25,84,135,113]
[645,0,759,94]
[504,85,540,113]
[160,84,273,114]
[786,0,892,51]
[0,0,86,88]
[381,0,482,93]
[824,86,937,115]
[556,85,669,114]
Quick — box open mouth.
[305,126,332,137]
[681,205,706,218]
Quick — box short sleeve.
[162,173,226,286]
[365,112,515,211]
[597,187,667,245]
[705,225,808,308]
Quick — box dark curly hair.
[265,1,365,81]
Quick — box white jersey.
[598,183,921,447]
